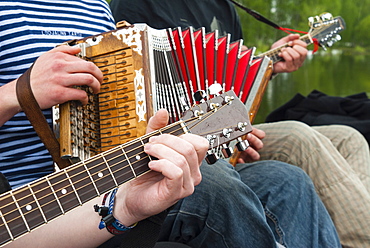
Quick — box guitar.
[229,13,346,166]
[0,91,252,246]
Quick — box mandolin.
[229,13,346,165]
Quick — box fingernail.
[149,136,157,142]
[144,143,152,151]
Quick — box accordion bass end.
[53,22,273,163]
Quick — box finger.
[245,133,264,151]
[148,159,195,199]
[146,109,169,133]
[179,133,209,165]
[251,127,266,140]
[61,62,103,93]
[145,134,205,185]
[244,147,261,161]
[48,44,82,56]
[144,140,193,190]
[50,86,90,106]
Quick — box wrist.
[94,189,137,235]
[0,80,22,125]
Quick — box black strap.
[228,0,283,30]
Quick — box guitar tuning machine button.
[235,137,250,152]
[222,128,233,138]
[206,134,217,147]
[194,109,204,118]
[237,122,249,132]
[209,102,220,111]
[224,95,235,105]
[205,150,219,164]
[221,144,234,158]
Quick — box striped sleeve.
[0,0,116,188]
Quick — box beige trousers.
[254,121,370,248]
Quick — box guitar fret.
[1,191,28,240]
[85,154,117,194]
[0,208,13,245]
[31,179,63,222]
[82,161,101,196]
[12,186,46,232]
[48,171,80,212]
[126,138,151,177]
[139,136,152,162]
[102,154,119,187]
[28,185,47,223]
[10,192,30,232]
[68,164,99,203]
[64,171,82,206]
[121,146,137,178]
[46,178,65,215]
[105,142,142,184]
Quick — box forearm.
[0,79,21,127]
[5,195,114,248]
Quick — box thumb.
[146,109,169,133]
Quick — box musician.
[110,0,370,247]
[0,0,341,247]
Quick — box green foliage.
[235,0,370,49]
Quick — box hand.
[272,34,308,74]
[29,45,103,109]
[114,109,208,226]
[237,127,265,163]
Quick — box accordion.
[53,21,273,163]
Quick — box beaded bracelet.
[94,188,137,235]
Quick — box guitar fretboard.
[0,121,185,245]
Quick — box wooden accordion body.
[53,22,273,162]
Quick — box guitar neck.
[257,33,312,64]
[0,121,186,246]
[0,90,252,246]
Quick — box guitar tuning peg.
[208,83,223,96]
[235,137,249,152]
[221,144,234,158]
[193,90,207,102]
[205,150,219,164]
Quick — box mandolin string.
[0,105,231,231]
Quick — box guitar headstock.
[308,13,346,49]
[181,90,252,163]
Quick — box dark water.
[253,49,370,124]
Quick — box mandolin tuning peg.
[221,144,234,158]
[335,34,342,41]
[235,137,249,152]
[205,150,219,164]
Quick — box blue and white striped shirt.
[0,0,116,188]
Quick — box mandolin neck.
[257,33,312,64]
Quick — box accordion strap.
[16,65,71,169]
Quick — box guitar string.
[0,103,235,234]
[0,107,228,233]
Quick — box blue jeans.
[158,160,341,248]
